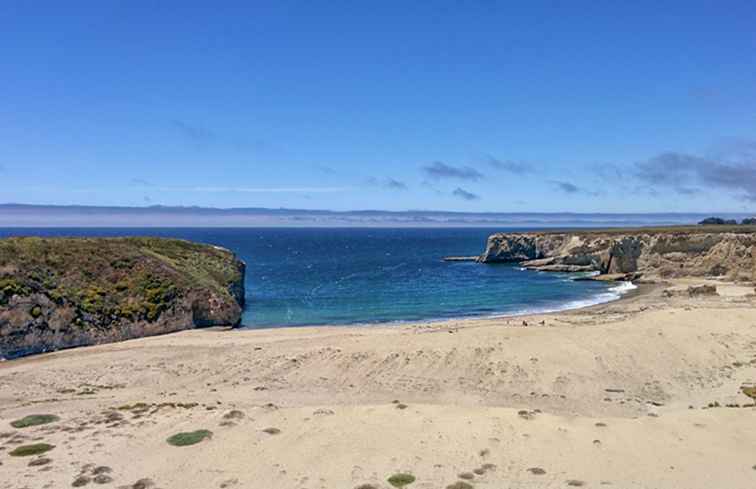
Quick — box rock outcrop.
[479,229,756,281]
[0,237,245,359]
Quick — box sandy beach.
[2,278,756,489]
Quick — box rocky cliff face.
[479,230,756,280]
[0,237,246,359]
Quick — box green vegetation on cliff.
[0,237,245,358]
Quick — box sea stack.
[0,237,246,359]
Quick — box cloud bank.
[635,151,756,201]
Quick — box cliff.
[479,227,756,281]
[0,237,246,359]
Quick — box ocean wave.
[491,280,637,318]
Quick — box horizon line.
[0,203,750,217]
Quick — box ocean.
[0,227,634,327]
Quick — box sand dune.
[2,279,756,488]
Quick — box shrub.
[446,483,473,489]
[10,443,55,456]
[387,473,416,488]
[10,414,59,428]
[166,429,212,447]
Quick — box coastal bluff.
[479,227,756,280]
[0,237,245,359]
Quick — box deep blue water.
[0,228,629,327]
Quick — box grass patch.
[130,479,154,489]
[94,474,114,484]
[458,472,475,480]
[72,475,91,487]
[527,467,546,475]
[262,427,281,435]
[222,410,245,420]
[741,386,756,400]
[166,429,212,447]
[10,414,60,428]
[28,457,52,466]
[9,443,55,457]
[446,483,473,489]
[117,402,150,411]
[387,473,416,488]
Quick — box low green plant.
[10,414,59,428]
[446,483,473,489]
[117,402,150,411]
[387,473,416,488]
[10,443,55,456]
[166,429,212,447]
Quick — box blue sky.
[1,1,755,212]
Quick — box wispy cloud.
[314,165,337,175]
[593,163,626,183]
[172,120,216,146]
[487,156,535,175]
[162,186,350,193]
[129,178,153,187]
[550,180,599,196]
[366,177,408,191]
[422,161,484,181]
[551,180,580,193]
[452,187,480,201]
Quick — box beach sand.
[2,278,756,489]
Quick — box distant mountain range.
[0,203,749,228]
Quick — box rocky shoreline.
[477,228,756,282]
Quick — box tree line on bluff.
[699,217,756,225]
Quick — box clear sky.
[1,1,755,212]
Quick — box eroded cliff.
[0,237,246,359]
[479,228,756,280]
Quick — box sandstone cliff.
[479,228,756,281]
[0,237,246,359]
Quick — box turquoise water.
[0,227,630,327]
